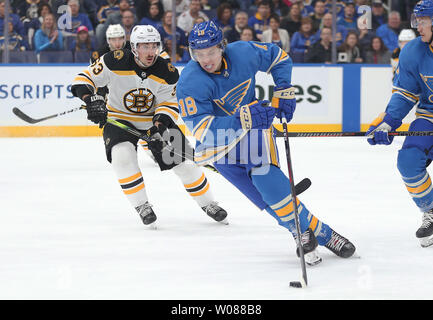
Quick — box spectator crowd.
[0,0,421,64]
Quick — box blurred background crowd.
[0,0,420,64]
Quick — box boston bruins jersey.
[72,49,179,130]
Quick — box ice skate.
[295,228,322,266]
[202,201,229,225]
[136,202,157,229]
[416,210,433,248]
[324,230,356,258]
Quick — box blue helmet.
[412,0,433,27]
[188,21,224,51]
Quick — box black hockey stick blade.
[294,178,311,195]
[12,107,40,124]
[12,106,85,124]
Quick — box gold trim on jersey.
[263,128,279,167]
[192,116,214,142]
[392,85,419,104]
[112,70,136,76]
[154,106,179,121]
[267,47,289,74]
[253,43,268,51]
[194,131,248,165]
[73,75,96,89]
[148,74,168,84]
[108,113,153,122]
[213,57,228,75]
[156,102,178,108]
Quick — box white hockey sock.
[111,142,148,209]
[172,161,214,207]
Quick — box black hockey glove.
[83,94,107,128]
[143,125,166,154]
[153,113,175,130]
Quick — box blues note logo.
[421,73,433,103]
[213,79,252,115]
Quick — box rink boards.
[0,64,413,137]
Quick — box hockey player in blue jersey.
[366,0,433,248]
[177,21,356,264]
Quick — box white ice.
[1,136,432,300]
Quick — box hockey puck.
[289,281,303,288]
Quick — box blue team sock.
[251,165,332,245]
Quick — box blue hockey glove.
[366,112,402,145]
[271,85,296,122]
[236,100,275,130]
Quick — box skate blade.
[305,250,322,266]
[146,222,157,230]
[218,218,229,225]
[419,236,433,248]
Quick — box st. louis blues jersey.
[387,37,433,122]
[177,41,292,165]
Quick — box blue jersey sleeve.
[248,41,293,87]
[385,41,421,120]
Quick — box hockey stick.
[12,105,86,124]
[273,129,433,138]
[106,118,313,196]
[280,120,308,289]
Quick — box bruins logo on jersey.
[114,50,124,60]
[123,88,155,113]
[167,62,176,72]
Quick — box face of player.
[416,17,433,44]
[135,42,159,67]
[108,37,125,50]
[194,45,223,73]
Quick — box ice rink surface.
[1,136,432,300]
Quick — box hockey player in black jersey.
[71,25,228,228]
[91,24,131,63]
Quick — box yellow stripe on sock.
[119,172,142,184]
[184,173,205,189]
[407,177,432,194]
[123,183,145,195]
[275,198,300,217]
[189,183,210,197]
[309,216,318,232]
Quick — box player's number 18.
[178,97,198,117]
